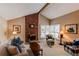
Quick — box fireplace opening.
[28,34,36,41]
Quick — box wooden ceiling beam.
[38,3,50,14]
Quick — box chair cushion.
[73,41,79,46]
[30,42,40,56]
[0,45,9,56]
[7,45,18,55]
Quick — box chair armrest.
[39,49,43,56]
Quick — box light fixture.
[12,31,17,39]
[13,31,17,35]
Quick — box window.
[41,25,49,38]
[40,24,60,39]
[50,24,60,39]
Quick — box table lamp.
[12,31,17,39]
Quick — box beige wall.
[51,10,79,42]
[7,14,49,42]
[38,14,49,40]
[7,17,25,43]
[0,17,7,41]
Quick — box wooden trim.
[38,3,50,13]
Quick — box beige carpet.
[39,39,71,56]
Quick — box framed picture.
[65,24,77,34]
[13,25,21,33]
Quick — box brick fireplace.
[25,13,38,42]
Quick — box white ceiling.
[0,3,45,20]
[41,3,79,19]
[1,3,79,20]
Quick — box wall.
[25,13,38,42]
[38,14,49,40]
[0,17,8,45]
[7,17,25,43]
[0,17,7,41]
[51,10,79,42]
[7,13,49,42]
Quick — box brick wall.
[25,13,38,42]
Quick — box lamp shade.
[13,31,17,35]
[60,30,64,38]
[60,30,64,34]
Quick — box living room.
[0,3,79,56]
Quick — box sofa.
[64,40,79,56]
[0,38,29,56]
[0,37,43,56]
[0,40,43,56]
[0,43,29,56]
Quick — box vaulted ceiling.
[41,3,79,19]
[0,3,46,20]
[0,3,79,20]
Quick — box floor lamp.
[60,30,64,45]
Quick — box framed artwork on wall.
[65,24,77,34]
[13,25,21,33]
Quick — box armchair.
[46,35,54,47]
[29,42,43,56]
